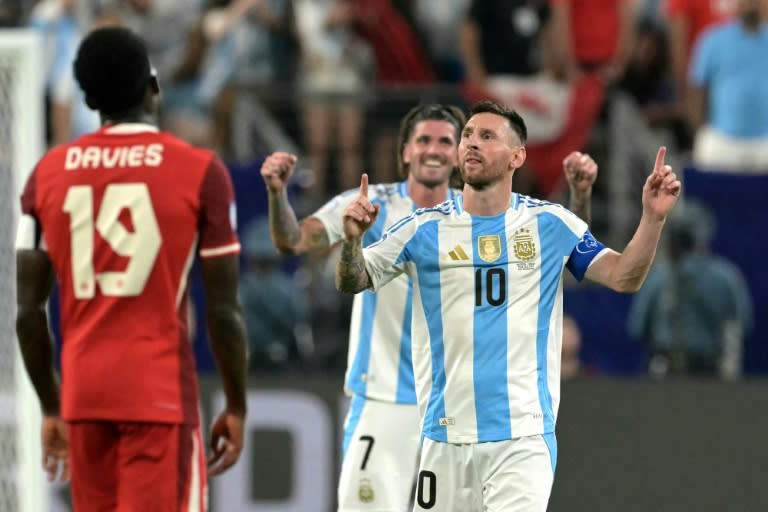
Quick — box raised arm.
[585,147,681,292]
[336,173,379,294]
[563,151,597,224]
[200,254,248,476]
[260,152,331,255]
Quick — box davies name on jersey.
[65,143,164,170]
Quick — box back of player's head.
[469,100,528,145]
[397,104,466,180]
[74,26,154,116]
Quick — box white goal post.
[0,29,47,512]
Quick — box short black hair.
[74,27,153,116]
[397,104,466,180]
[469,100,527,145]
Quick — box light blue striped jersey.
[313,181,459,404]
[363,193,608,443]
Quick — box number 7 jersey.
[17,123,241,425]
[363,194,609,444]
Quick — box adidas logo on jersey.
[447,245,470,261]
[438,417,455,426]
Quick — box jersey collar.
[101,123,159,135]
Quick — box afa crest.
[359,479,374,503]
[513,228,536,261]
[477,235,501,263]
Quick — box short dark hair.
[469,100,527,145]
[397,104,466,180]
[74,27,153,116]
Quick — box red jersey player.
[15,27,248,511]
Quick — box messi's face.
[458,113,525,188]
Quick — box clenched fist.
[260,152,298,192]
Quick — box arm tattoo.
[569,195,592,225]
[269,189,301,250]
[336,239,370,293]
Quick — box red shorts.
[68,421,207,512]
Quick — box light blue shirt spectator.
[689,20,768,138]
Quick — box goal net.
[0,29,46,512]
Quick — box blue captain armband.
[566,230,606,281]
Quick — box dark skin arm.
[16,249,59,414]
[16,248,69,481]
[200,254,248,476]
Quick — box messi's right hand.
[260,152,298,192]
[342,173,379,241]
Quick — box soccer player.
[335,100,680,512]
[15,27,248,511]
[260,104,597,511]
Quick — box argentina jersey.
[363,193,609,443]
[313,181,459,404]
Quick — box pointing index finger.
[360,173,369,197]
[654,146,667,173]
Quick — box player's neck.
[407,177,451,208]
[100,109,156,127]
[462,180,513,217]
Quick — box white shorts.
[338,395,421,512]
[413,434,557,512]
[693,125,768,173]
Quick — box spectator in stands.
[29,0,100,145]
[459,0,552,89]
[413,0,471,82]
[688,0,768,173]
[171,0,297,154]
[549,0,638,83]
[240,218,311,371]
[664,0,734,121]
[101,0,204,83]
[100,0,206,138]
[351,0,436,184]
[459,0,559,196]
[293,0,370,200]
[616,19,691,149]
[628,200,753,379]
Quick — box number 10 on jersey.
[63,183,161,299]
[474,267,506,307]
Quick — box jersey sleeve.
[198,156,241,258]
[310,188,360,245]
[362,213,417,291]
[16,166,44,251]
[566,229,609,281]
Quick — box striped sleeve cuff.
[199,242,241,258]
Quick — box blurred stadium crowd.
[3,0,766,378]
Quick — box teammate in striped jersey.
[336,100,680,511]
[15,27,247,511]
[261,103,597,511]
